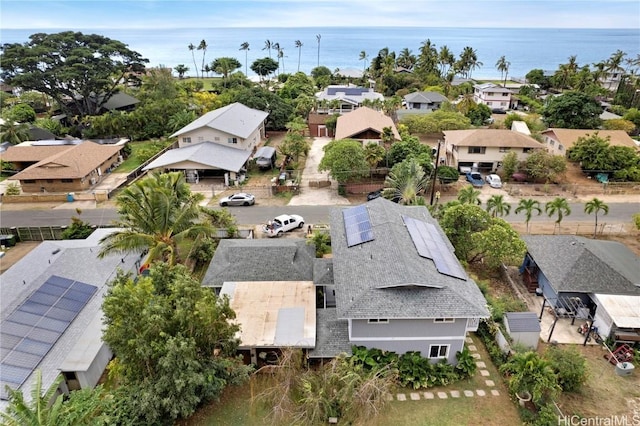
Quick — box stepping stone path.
[389,337,504,403]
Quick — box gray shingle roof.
[308,308,351,359]
[142,141,251,173]
[202,239,315,288]
[404,91,448,103]
[505,312,541,333]
[522,235,640,295]
[170,102,268,139]
[329,199,489,320]
[313,258,334,285]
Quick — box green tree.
[98,172,214,265]
[1,32,147,117]
[188,43,199,78]
[524,149,567,182]
[174,64,189,79]
[279,132,310,162]
[486,194,511,217]
[584,197,609,239]
[386,135,431,167]
[495,55,511,87]
[469,219,527,269]
[542,92,602,129]
[363,142,386,170]
[61,209,94,240]
[197,39,208,79]
[233,86,294,130]
[500,351,560,406]
[239,41,250,75]
[211,57,241,87]
[167,110,197,133]
[501,151,519,181]
[250,57,279,83]
[0,120,31,144]
[514,198,542,234]
[101,264,251,424]
[319,139,369,183]
[382,158,430,205]
[544,346,588,393]
[307,231,331,258]
[545,197,571,234]
[457,185,482,205]
[4,103,36,123]
[440,203,492,261]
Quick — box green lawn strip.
[114,140,172,173]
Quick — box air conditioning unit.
[90,177,97,185]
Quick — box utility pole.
[429,141,441,205]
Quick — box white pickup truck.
[262,214,305,237]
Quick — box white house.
[473,83,514,111]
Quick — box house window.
[433,318,455,323]
[499,147,511,153]
[523,148,534,153]
[368,318,389,324]
[214,137,220,141]
[228,137,238,144]
[23,179,35,183]
[198,136,204,142]
[183,137,191,143]
[429,344,449,359]
[61,179,73,183]
[558,144,564,151]
[468,147,486,154]
[549,140,555,146]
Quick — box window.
[23,179,35,183]
[433,318,455,323]
[468,147,486,154]
[549,140,555,146]
[198,136,204,142]
[499,147,511,153]
[429,345,449,359]
[368,318,389,324]
[214,136,220,141]
[61,179,73,183]
[183,137,191,143]
[228,137,238,144]
[523,148,534,153]
[558,144,564,151]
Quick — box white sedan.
[219,193,255,206]
[485,174,503,188]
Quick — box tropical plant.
[383,158,430,205]
[61,209,94,240]
[239,41,250,75]
[359,50,369,74]
[515,198,542,234]
[363,142,386,170]
[500,351,560,406]
[454,347,477,379]
[469,218,527,269]
[211,57,241,87]
[457,185,482,205]
[439,203,492,261]
[197,39,208,79]
[307,231,331,258]
[584,197,609,238]
[294,40,303,72]
[545,197,572,234]
[0,120,30,144]
[486,194,511,217]
[544,346,588,393]
[98,172,214,265]
[495,55,511,87]
[174,64,189,79]
[4,182,21,195]
[501,151,519,180]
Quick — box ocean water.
[1,27,638,79]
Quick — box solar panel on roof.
[343,205,375,247]
[403,215,467,280]
[0,275,97,400]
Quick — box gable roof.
[11,142,122,180]
[404,91,448,104]
[202,239,315,288]
[143,141,251,173]
[474,82,513,93]
[334,107,401,141]
[329,199,489,320]
[170,102,268,139]
[315,85,384,105]
[0,145,72,163]
[444,129,543,148]
[540,129,638,151]
[100,92,140,111]
[523,235,640,295]
[505,312,541,333]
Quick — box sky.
[1,0,639,30]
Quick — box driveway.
[288,137,350,206]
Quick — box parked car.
[367,189,400,203]
[254,146,277,169]
[511,173,527,182]
[465,172,485,188]
[491,108,507,114]
[263,214,305,237]
[485,174,503,188]
[219,193,255,206]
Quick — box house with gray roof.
[315,84,384,115]
[0,229,141,412]
[404,91,448,112]
[324,198,489,364]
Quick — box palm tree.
[514,198,542,234]
[382,158,429,205]
[263,39,273,58]
[397,48,415,70]
[239,42,250,75]
[545,197,571,234]
[174,64,189,79]
[486,194,511,217]
[316,34,321,67]
[276,44,285,74]
[363,142,385,172]
[605,49,626,91]
[457,185,482,205]
[197,39,208,79]
[359,50,369,74]
[188,43,199,78]
[496,55,511,87]
[500,351,560,406]
[1,370,66,425]
[98,172,214,266]
[212,57,241,87]
[438,45,455,77]
[584,197,609,239]
[0,121,31,144]
[295,40,303,72]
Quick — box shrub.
[61,215,94,240]
[455,347,477,379]
[633,213,640,230]
[5,182,21,195]
[544,346,588,393]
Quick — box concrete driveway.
[288,137,350,206]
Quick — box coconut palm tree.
[98,172,214,266]
[239,42,250,75]
[188,43,198,78]
[263,39,273,58]
[0,121,31,144]
[359,50,369,74]
[496,55,511,87]
[295,40,303,72]
[382,158,429,205]
[397,48,416,70]
[316,34,321,67]
[277,44,285,74]
[584,197,609,239]
[486,194,511,218]
[514,198,542,234]
[545,197,571,234]
[363,142,385,172]
[457,185,482,205]
[174,64,189,79]
[438,45,455,77]
[197,39,208,79]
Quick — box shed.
[504,312,541,350]
[592,294,640,341]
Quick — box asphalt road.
[0,202,638,228]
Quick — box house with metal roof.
[540,129,639,157]
[443,129,543,173]
[170,102,268,151]
[334,107,400,144]
[0,229,141,411]
[520,235,640,341]
[403,91,448,112]
[322,198,490,364]
[315,84,384,115]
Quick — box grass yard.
[114,140,172,173]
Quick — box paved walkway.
[389,336,501,402]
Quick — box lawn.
[114,140,172,173]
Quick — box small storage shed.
[504,312,541,350]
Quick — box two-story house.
[315,85,384,115]
[443,129,543,173]
[473,83,514,111]
[540,129,638,157]
[334,107,401,145]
